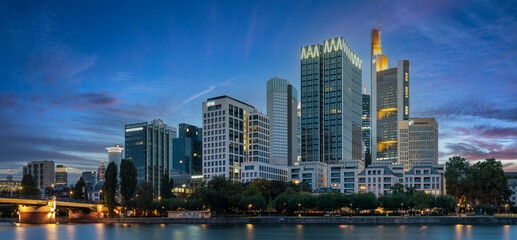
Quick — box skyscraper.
[125,119,177,197]
[173,123,202,175]
[248,111,269,163]
[106,144,124,167]
[23,160,55,189]
[97,160,106,182]
[371,26,410,165]
[55,164,68,188]
[266,77,299,166]
[300,37,363,163]
[362,88,372,167]
[398,118,438,170]
[81,171,96,192]
[202,96,257,180]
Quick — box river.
[0,223,515,240]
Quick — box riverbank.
[3,216,517,225]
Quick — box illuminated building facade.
[106,144,124,167]
[288,161,328,191]
[55,164,68,188]
[398,118,438,171]
[327,160,364,194]
[248,112,269,163]
[125,119,177,197]
[23,160,55,189]
[362,90,371,167]
[266,77,299,166]
[202,96,257,181]
[300,37,363,164]
[241,161,287,183]
[173,123,202,175]
[97,160,106,182]
[371,27,410,165]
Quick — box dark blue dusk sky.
[0,0,516,181]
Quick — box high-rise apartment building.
[125,119,177,197]
[371,27,410,165]
[362,88,372,167]
[248,112,269,163]
[106,144,124,167]
[23,160,55,189]
[81,171,96,192]
[266,77,299,166]
[300,37,363,163]
[202,96,257,180]
[97,160,106,182]
[55,164,68,188]
[172,123,202,175]
[398,118,438,171]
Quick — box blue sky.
[0,0,516,182]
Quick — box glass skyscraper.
[172,123,202,175]
[125,119,177,197]
[266,77,299,166]
[370,28,410,165]
[300,37,363,163]
[362,92,371,167]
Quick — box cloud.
[50,92,122,109]
[440,140,517,161]
[454,125,517,139]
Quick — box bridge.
[0,194,105,223]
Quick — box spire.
[379,0,382,31]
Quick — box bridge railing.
[0,194,97,204]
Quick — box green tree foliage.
[72,177,86,200]
[378,192,412,211]
[21,174,40,195]
[197,175,243,214]
[273,193,290,214]
[103,161,118,216]
[250,178,270,199]
[133,182,154,215]
[240,194,267,211]
[315,193,341,212]
[160,173,174,199]
[414,191,434,210]
[445,156,511,207]
[119,159,137,210]
[185,198,203,211]
[434,195,457,213]
[351,192,378,211]
[268,180,287,200]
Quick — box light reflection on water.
[0,223,515,240]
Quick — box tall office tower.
[300,37,363,163]
[248,112,269,163]
[55,165,68,188]
[97,160,106,182]
[362,86,372,167]
[125,119,177,197]
[202,96,257,181]
[23,160,55,189]
[173,123,202,175]
[371,27,410,165]
[81,171,96,191]
[266,77,299,166]
[398,118,438,171]
[106,144,124,167]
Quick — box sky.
[0,0,516,182]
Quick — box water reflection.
[2,223,515,240]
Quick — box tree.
[197,175,243,214]
[240,194,266,212]
[120,159,137,210]
[351,193,378,212]
[414,191,433,211]
[315,193,340,212]
[250,178,270,199]
[471,158,512,206]
[435,195,457,213]
[73,177,86,200]
[273,193,290,214]
[103,161,118,216]
[160,173,174,199]
[133,182,154,216]
[444,156,471,205]
[21,174,40,195]
[268,181,287,200]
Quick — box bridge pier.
[19,198,56,224]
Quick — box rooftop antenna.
[379,0,382,30]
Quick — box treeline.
[445,157,512,208]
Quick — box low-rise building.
[288,162,327,191]
[355,165,401,197]
[0,179,21,192]
[508,179,517,206]
[403,166,445,196]
[171,171,203,198]
[327,160,364,194]
[240,161,287,183]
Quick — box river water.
[0,223,514,240]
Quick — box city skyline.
[0,0,516,180]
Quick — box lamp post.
[298,203,302,218]
[248,204,252,217]
[401,203,404,216]
[70,191,73,201]
[19,186,23,197]
[350,203,353,217]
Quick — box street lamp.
[70,191,73,200]
[298,203,302,218]
[401,203,404,215]
[248,204,252,217]
[19,186,23,197]
[350,203,353,217]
